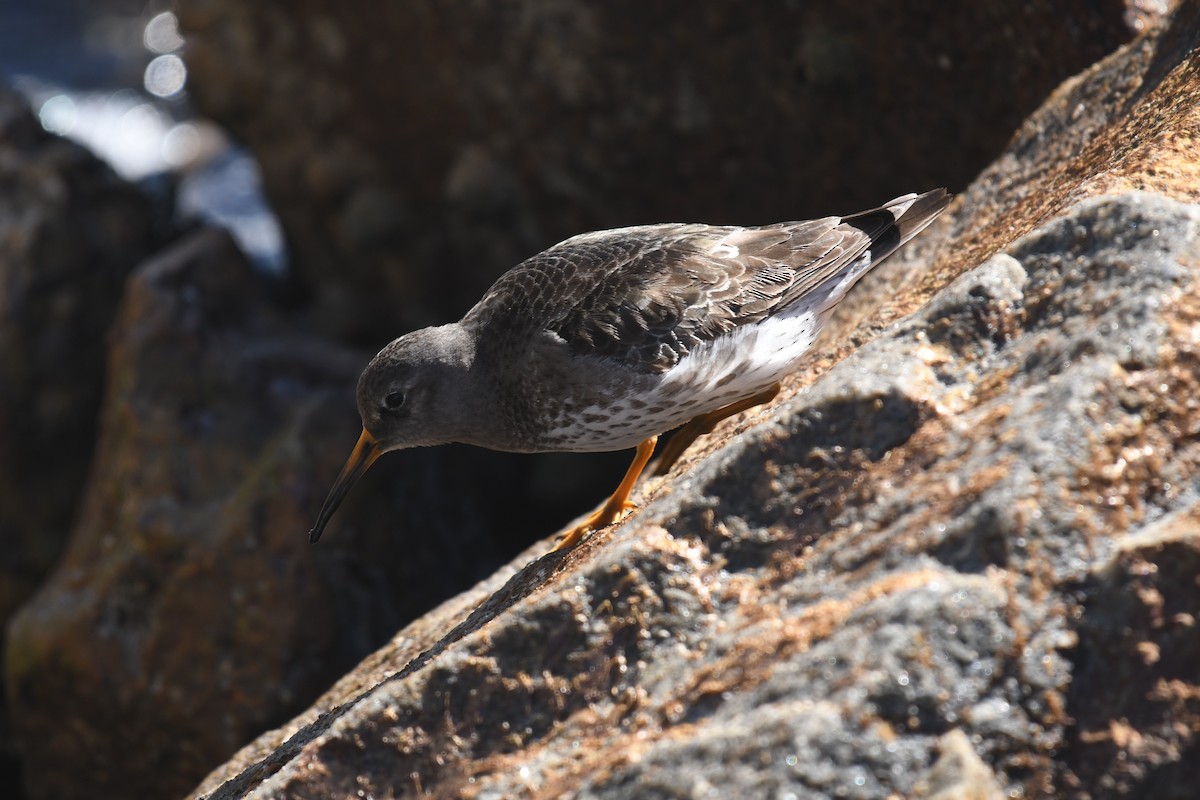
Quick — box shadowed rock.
[4,230,503,800]
[177,0,1150,343]
[4,4,1197,799]
[0,81,173,793]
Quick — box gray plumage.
[464,190,948,376]
[311,189,950,544]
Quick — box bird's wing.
[465,190,949,375]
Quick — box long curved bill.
[308,429,382,544]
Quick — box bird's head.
[308,324,475,543]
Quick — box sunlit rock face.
[1,3,1195,800]
[182,5,1200,799]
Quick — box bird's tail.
[796,187,949,310]
[843,187,951,265]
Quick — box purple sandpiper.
[310,189,950,549]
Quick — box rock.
[1065,508,1200,796]
[4,229,503,800]
[183,4,1200,797]
[0,82,172,792]
[177,1,1148,343]
[173,0,1172,582]
[190,192,1200,800]
[915,729,1006,800]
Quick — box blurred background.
[0,1,1173,798]
[1,0,283,267]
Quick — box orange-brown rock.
[181,4,1200,799]
[3,4,1196,800]
[0,82,172,795]
[5,230,503,800]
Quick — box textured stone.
[4,229,503,800]
[182,4,1200,796]
[173,0,1173,569]
[0,81,171,793]
[4,2,1194,798]
[1065,507,1200,795]
[188,193,1200,800]
[915,729,1006,800]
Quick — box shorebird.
[309,189,950,550]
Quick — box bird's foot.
[550,435,658,553]
[550,498,639,552]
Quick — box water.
[0,0,286,272]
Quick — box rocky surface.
[188,191,1200,800]
[0,82,172,790]
[178,0,1145,343]
[183,4,1200,799]
[172,0,1169,568]
[4,229,503,800]
[2,4,1195,800]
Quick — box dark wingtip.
[889,187,952,243]
[308,527,323,545]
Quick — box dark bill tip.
[308,429,382,544]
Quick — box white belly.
[542,305,824,451]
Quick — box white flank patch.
[540,224,896,450]
[659,304,820,404]
[544,301,827,451]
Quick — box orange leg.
[552,435,659,551]
[651,382,781,476]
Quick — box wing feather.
[464,189,949,374]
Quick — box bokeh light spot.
[144,53,187,97]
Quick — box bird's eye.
[382,391,406,411]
